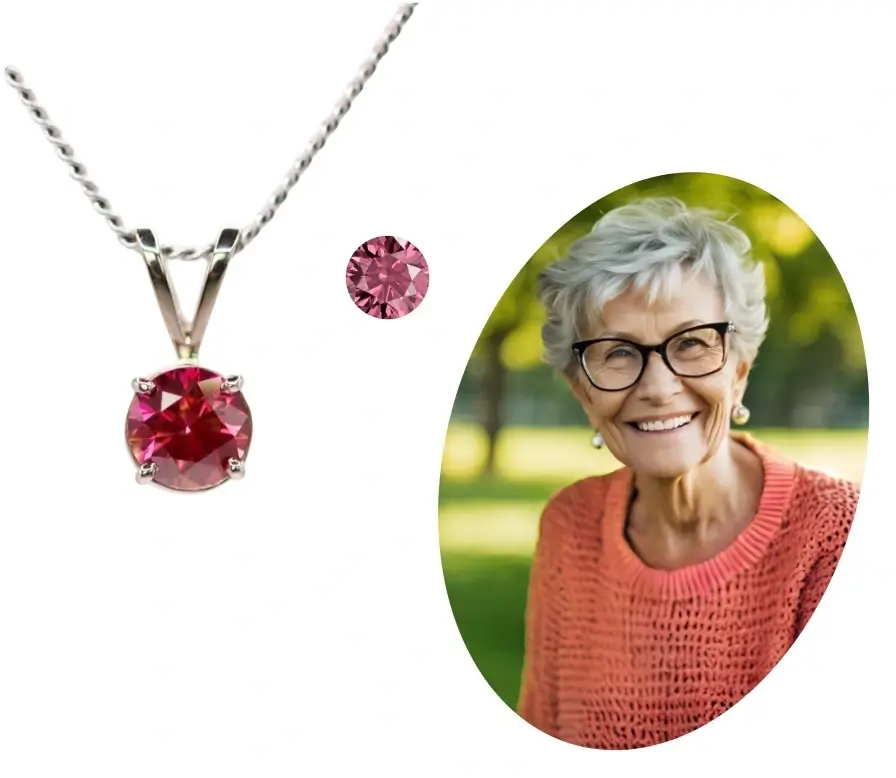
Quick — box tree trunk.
[480,331,507,477]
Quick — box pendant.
[125,229,252,491]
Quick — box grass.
[438,423,868,709]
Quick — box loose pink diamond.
[346,236,429,319]
[125,366,252,491]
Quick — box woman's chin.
[619,429,709,478]
[629,456,703,480]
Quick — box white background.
[0,0,891,774]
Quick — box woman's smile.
[625,411,700,435]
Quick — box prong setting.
[227,458,245,480]
[221,375,244,394]
[126,366,252,491]
[132,377,156,394]
[136,461,158,484]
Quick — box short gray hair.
[537,197,769,375]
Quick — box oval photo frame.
[438,171,867,750]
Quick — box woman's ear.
[733,359,750,401]
[565,371,604,431]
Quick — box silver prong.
[221,375,244,394]
[227,458,245,480]
[136,461,157,484]
[132,377,156,394]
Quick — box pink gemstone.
[125,366,252,491]
[346,236,429,319]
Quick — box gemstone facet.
[125,366,252,491]
[346,236,429,319]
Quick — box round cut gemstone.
[126,366,252,491]
[346,236,429,319]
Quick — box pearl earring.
[731,403,751,425]
[591,431,605,449]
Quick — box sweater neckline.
[600,433,797,599]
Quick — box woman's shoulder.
[792,461,860,503]
[738,431,860,541]
[787,461,860,548]
[539,468,627,533]
[791,462,860,512]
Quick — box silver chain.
[4,3,416,262]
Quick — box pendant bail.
[136,228,238,362]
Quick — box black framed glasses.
[572,321,736,392]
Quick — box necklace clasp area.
[136,228,238,362]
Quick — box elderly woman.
[517,197,859,749]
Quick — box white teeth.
[635,414,693,432]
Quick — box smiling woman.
[439,176,867,750]
[504,195,861,749]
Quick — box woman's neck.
[629,437,761,542]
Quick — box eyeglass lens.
[582,326,726,390]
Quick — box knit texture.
[517,433,859,749]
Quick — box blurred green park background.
[438,173,868,711]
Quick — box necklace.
[4,4,417,493]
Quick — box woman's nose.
[636,351,682,402]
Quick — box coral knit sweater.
[517,433,859,749]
